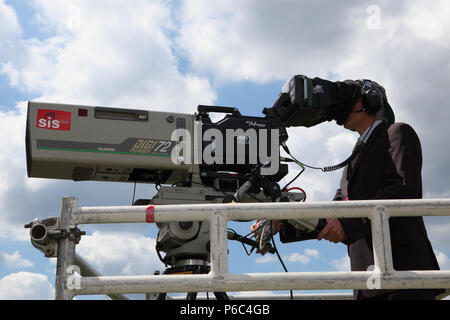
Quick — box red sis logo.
[37,109,71,131]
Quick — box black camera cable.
[230,219,293,299]
[281,160,305,191]
[131,181,137,205]
[280,117,377,173]
[269,221,294,300]
[281,140,363,173]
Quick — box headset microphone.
[351,108,366,113]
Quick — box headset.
[352,79,385,115]
[317,79,384,172]
[284,79,388,172]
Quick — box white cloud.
[304,248,319,259]
[0,102,28,212]
[76,231,164,276]
[255,255,277,264]
[1,62,20,86]
[0,272,53,300]
[0,0,22,51]
[435,251,450,270]
[403,1,450,46]
[425,220,450,252]
[177,0,365,83]
[284,248,321,264]
[332,255,351,271]
[256,248,320,264]
[0,223,30,242]
[279,124,353,202]
[3,0,215,111]
[325,132,358,165]
[284,252,310,264]
[0,250,34,268]
[0,102,50,236]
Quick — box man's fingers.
[318,218,347,243]
[317,224,331,240]
[320,228,341,242]
[272,220,283,234]
[330,231,346,243]
[318,218,334,240]
[250,219,262,232]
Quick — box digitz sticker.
[37,109,71,131]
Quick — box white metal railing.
[53,197,450,300]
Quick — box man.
[276,79,442,300]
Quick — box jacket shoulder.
[387,122,418,136]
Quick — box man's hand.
[317,218,347,243]
[251,220,283,235]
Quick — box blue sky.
[1,0,449,300]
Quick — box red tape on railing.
[146,205,155,223]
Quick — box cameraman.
[269,79,442,300]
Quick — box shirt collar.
[358,120,383,144]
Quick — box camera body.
[26,75,362,263]
[26,102,287,190]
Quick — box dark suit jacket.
[280,121,441,298]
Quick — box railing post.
[209,211,228,278]
[371,205,394,274]
[55,197,78,300]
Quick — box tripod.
[156,258,229,300]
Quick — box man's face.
[343,99,363,131]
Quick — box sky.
[0,0,449,300]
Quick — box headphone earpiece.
[358,80,384,115]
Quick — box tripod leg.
[213,292,229,300]
[186,292,198,300]
[157,293,167,300]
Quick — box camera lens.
[179,221,193,230]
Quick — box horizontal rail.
[72,198,450,225]
[74,271,450,296]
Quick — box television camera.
[25,75,362,298]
